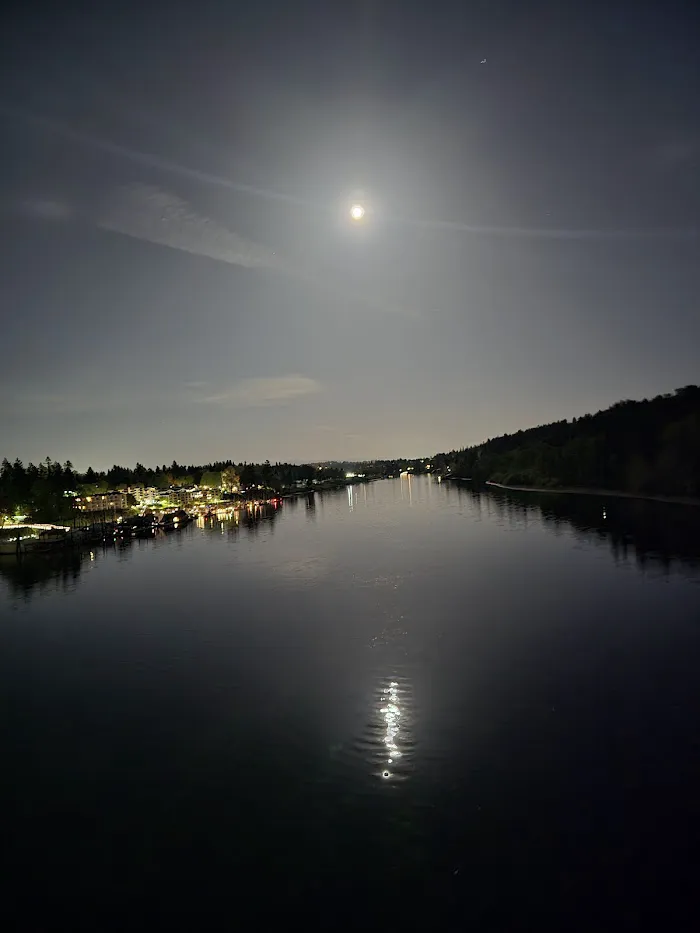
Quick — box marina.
[0,494,292,557]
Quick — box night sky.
[2,0,698,469]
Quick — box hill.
[436,386,700,498]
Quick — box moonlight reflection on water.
[379,680,404,780]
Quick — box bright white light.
[350,203,365,221]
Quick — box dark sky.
[2,0,698,469]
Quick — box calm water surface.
[3,478,699,929]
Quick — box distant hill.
[438,386,700,498]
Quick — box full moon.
[350,203,365,221]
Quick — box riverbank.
[484,480,700,506]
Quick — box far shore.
[484,480,700,507]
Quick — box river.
[2,477,699,930]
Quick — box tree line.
[432,385,700,497]
[0,457,352,523]
[0,457,78,523]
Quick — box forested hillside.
[437,386,700,497]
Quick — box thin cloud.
[99,184,417,316]
[100,184,279,269]
[1,103,308,207]
[200,375,321,408]
[393,214,698,241]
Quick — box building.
[168,486,204,507]
[75,491,128,512]
[127,485,160,505]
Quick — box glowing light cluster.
[350,203,365,221]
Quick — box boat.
[0,526,40,555]
[159,509,191,529]
[0,523,73,555]
[34,527,71,552]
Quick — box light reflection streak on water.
[196,509,241,532]
[379,680,402,780]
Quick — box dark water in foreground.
[2,478,699,930]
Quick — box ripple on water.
[368,616,408,649]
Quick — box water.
[2,478,699,930]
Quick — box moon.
[350,203,365,221]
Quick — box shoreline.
[484,481,700,507]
